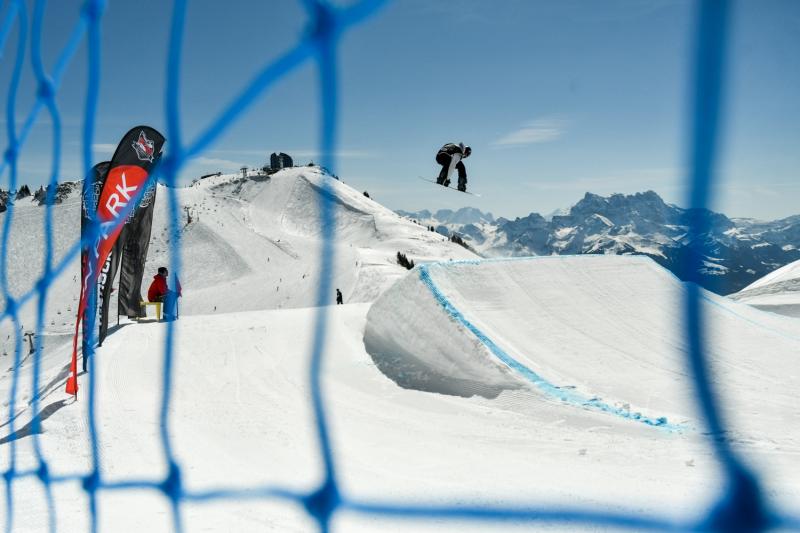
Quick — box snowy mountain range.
[398,190,800,295]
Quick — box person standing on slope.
[435,142,471,192]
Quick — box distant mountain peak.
[397,206,494,226]
[572,190,670,215]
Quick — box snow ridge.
[416,261,678,430]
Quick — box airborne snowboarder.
[435,142,472,192]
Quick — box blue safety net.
[0,1,798,532]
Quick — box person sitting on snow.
[147,267,181,321]
[435,142,471,192]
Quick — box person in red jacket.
[148,267,169,302]
[147,267,181,320]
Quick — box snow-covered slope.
[0,184,86,356]
[0,167,476,354]
[365,255,800,436]
[4,255,799,531]
[1,172,799,531]
[161,168,476,314]
[731,258,800,317]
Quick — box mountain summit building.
[270,152,293,171]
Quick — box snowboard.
[418,177,481,197]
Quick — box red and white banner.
[68,127,165,395]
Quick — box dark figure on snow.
[336,289,343,305]
[147,267,182,321]
[436,142,471,192]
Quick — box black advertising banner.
[117,179,157,318]
[80,161,110,355]
[97,231,124,345]
[97,127,165,345]
[69,126,165,394]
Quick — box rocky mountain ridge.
[398,191,800,295]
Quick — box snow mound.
[731,258,800,317]
[364,266,522,399]
[365,255,800,430]
[742,258,800,291]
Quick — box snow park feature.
[0,2,799,533]
[366,255,800,429]
[731,259,800,318]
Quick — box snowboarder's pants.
[436,152,466,189]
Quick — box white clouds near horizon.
[491,118,568,148]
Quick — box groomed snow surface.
[1,169,799,531]
[732,258,800,317]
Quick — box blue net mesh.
[0,0,797,531]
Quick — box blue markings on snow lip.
[417,261,684,432]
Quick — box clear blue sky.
[1,0,798,220]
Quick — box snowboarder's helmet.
[464,146,472,157]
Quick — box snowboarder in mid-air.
[436,142,471,192]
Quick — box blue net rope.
[0,0,798,531]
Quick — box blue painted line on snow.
[417,262,682,431]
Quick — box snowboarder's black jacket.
[438,143,468,157]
